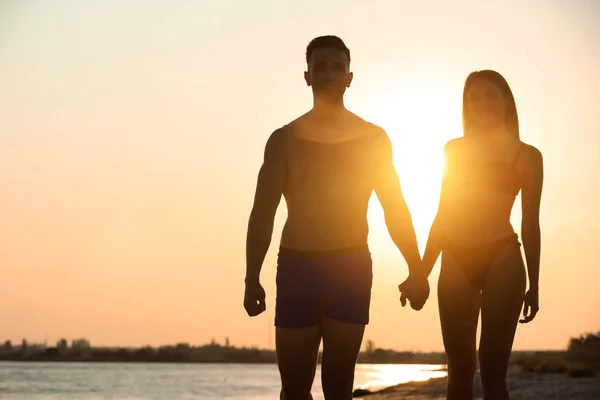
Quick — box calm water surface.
[0,362,447,399]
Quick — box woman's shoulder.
[518,141,542,158]
[517,141,543,172]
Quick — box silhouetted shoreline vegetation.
[2,331,598,375]
[0,337,448,364]
[510,331,600,377]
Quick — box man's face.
[304,47,353,102]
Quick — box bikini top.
[447,144,523,197]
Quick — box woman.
[414,70,543,400]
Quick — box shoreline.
[0,359,446,365]
[353,368,600,400]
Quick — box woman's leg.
[438,252,482,400]
[479,241,527,400]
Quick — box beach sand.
[356,369,600,400]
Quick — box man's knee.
[278,360,317,400]
[276,324,320,399]
[280,377,314,400]
[321,363,355,399]
[321,376,354,399]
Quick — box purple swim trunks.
[274,244,373,328]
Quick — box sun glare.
[362,84,462,251]
[355,364,448,392]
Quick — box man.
[244,35,429,399]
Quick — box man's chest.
[286,143,375,188]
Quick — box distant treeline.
[510,331,600,377]
[0,337,447,364]
[3,332,598,370]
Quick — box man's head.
[304,36,353,102]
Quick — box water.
[0,362,447,399]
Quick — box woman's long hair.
[462,70,520,139]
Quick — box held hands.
[519,288,539,323]
[244,280,266,317]
[398,273,430,311]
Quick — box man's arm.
[372,129,422,275]
[245,129,287,284]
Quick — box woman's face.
[466,78,507,132]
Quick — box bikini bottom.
[443,233,520,291]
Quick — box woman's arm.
[519,145,544,323]
[420,139,458,278]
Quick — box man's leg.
[276,325,321,400]
[320,318,365,399]
[319,247,372,399]
[275,247,323,400]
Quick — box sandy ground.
[355,370,600,400]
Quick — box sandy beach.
[356,369,600,400]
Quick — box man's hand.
[244,281,266,317]
[398,275,430,311]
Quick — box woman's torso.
[441,135,526,247]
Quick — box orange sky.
[1,1,599,351]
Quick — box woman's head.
[462,70,519,138]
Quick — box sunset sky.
[1,0,599,352]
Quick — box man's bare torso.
[275,112,385,251]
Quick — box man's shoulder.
[266,124,293,147]
[347,112,385,135]
[261,125,294,162]
[359,120,389,148]
[269,115,309,143]
[272,111,384,144]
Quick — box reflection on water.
[355,364,447,392]
[0,362,448,400]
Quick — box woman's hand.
[519,288,539,323]
[398,274,430,311]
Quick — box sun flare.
[361,84,462,252]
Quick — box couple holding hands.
[244,35,543,400]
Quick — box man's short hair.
[305,35,351,64]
